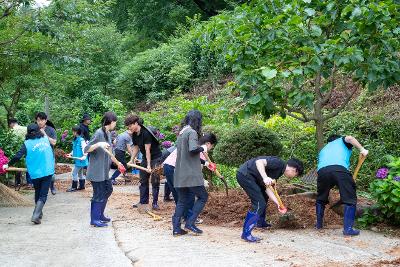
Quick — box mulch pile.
[202,189,342,229]
[55,164,72,174]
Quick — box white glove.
[204,161,210,167]
[2,164,8,170]
[263,177,273,186]
[97,142,109,149]
[204,180,209,188]
[360,148,369,157]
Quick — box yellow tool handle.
[269,185,285,208]
[146,211,162,221]
[353,154,367,181]
[202,152,229,196]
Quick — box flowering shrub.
[161,141,173,149]
[359,156,400,226]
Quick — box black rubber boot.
[77,179,85,190]
[66,181,78,192]
[50,180,56,195]
[31,200,45,224]
[152,186,160,210]
[315,202,325,229]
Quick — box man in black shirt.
[127,115,163,210]
[79,113,91,142]
[237,156,304,242]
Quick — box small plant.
[358,156,400,226]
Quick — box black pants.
[91,180,113,202]
[32,175,52,203]
[139,157,162,204]
[236,172,268,216]
[163,164,178,203]
[173,186,208,224]
[317,165,357,205]
[111,149,128,180]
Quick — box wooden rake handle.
[5,167,27,172]
[353,154,367,181]
[127,162,150,173]
[202,152,229,196]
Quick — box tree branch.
[0,30,25,46]
[321,64,336,106]
[284,105,314,122]
[324,84,357,120]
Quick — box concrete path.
[0,191,132,267]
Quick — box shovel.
[202,152,229,196]
[330,153,367,209]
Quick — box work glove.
[97,142,109,149]
[2,164,8,171]
[207,162,217,172]
[360,148,369,157]
[263,177,273,186]
[118,163,126,174]
[204,180,209,188]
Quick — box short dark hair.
[287,158,304,176]
[35,112,48,120]
[72,125,82,135]
[8,118,17,125]
[199,133,218,145]
[26,123,44,140]
[327,134,342,143]
[125,115,140,126]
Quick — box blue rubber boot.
[99,200,111,222]
[90,202,108,227]
[315,202,325,229]
[343,204,360,236]
[257,209,272,228]
[241,211,262,242]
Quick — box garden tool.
[202,152,229,196]
[127,162,152,173]
[330,153,367,209]
[268,183,287,214]
[137,204,162,221]
[1,166,27,173]
[101,147,127,174]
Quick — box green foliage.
[359,156,400,226]
[0,130,24,160]
[213,122,283,167]
[261,116,317,171]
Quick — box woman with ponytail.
[84,112,125,227]
[171,110,209,236]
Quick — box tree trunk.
[45,95,50,119]
[315,119,325,151]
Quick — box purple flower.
[376,168,389,179]
[162,141,172,148]
[394,176,400,182]
[61,130,68,142]
[158,133,165,139]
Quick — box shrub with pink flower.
[376,167,389,179]
[162,141,173,148]
[61,130,68,142]
[0,148,10,175]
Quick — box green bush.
[358,156,400,226]
[213,122,282,167]
[0,130,24,160]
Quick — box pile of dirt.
[55,164,72,174]
[202,189,342,229]
[0,183,32,207]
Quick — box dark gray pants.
[91,180,113,202]
[139,157,161,204]
[236,172,268,216]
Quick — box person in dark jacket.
[84,112,126,227]
[237,156,304,242]
[4,124,55,224]
[79,113,91,142]
[316,135,368,236]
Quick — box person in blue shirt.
[66,125,88,192]
[4,124,55,224]
[316,135,369,236]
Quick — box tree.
[202,0,400,150]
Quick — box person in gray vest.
[172,110,208,236]
[84,112,126,227]
[316,135,368,236]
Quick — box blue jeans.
[32,175,52,203]
[173,186,208,225]
[91,180,113,202]
[72,166,85,181]
[26,172,32,185]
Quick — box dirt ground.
[1,177,399,267]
